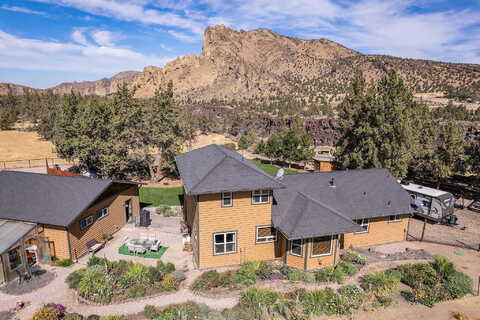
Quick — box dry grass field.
[0,129,59,168]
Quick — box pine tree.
[336,70,429,178]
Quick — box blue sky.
[0,0,479,89]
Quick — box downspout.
[66,228,74,261]
[0,254,6,284]
[303,239,309,271]
[333,235,339,265]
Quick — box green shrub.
[144,305,160,319]
[432,255,455,278]
[240,288,281,319]
[445,271,473,299]
[156,301,202,320]
[361,270,401,298]
[66,268,86,289]
[340,250,367,265]
[314,266,346,284]
[279,265,293,278]
[78,268,114,304]
[157,261,176,273]
[255,261,275,280]
[101,233,112,242]
[147,266,163,283]
[337,285,365,310]
[57,258,73,267]
[87,256,109,267]
[127,286,146,299]
[303,288,350,316]
[64,313,84,320]
[302,272,316,283]
[161,274,180,291]
[235,263,258,285]
[287,269,303,281]
[86,315,100,320]
[336,261,359,276]
[118,263,151,289]
[101,316,125,320]
[155,205,179,217]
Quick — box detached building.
[0,171,140,284]
[176,144,413,270]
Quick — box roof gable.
[175,144,285,195]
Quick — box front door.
[125,199,132,222]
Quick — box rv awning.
[0,220,36,254]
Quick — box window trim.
[310,236,333,257]
[256,226,277,244]
[221,192,233,208]
[98,207,109,219]
[213,231,237,255]
[388,214,402,223]
[251,190,270,205]
[7,246,23,271]
[290,239,304,257]
[354,218,370,234]
[80,215,94,230]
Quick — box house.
[176,144,413,270]
[0,171,140,282]
[313,146,336,172]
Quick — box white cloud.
[0,29,172,74]
[92,30,116,46]
[0,5,47,15]
[71,28,90,46]
[167,30,199,43]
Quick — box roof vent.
[363,191,367,196]
[387,200,391,207]
[329,177,335,187]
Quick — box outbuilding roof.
[175,144,285,195]
[0,171,136,227]
[0,219,36,254]
[273,168,413,239]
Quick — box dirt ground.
[0,129,57,163]
[408,209,480,251]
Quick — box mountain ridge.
[2,25,479,101]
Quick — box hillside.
[2,25,480,102]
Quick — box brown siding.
[42,225,70,260]
[285,239,305,270]
[343,215,409,248]
[305,237,338,270]
[184,195,197,230]
[68,186,140,259]
[197,191,278,269]
[314,161,336,172]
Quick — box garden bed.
[66,257,185,304]
[190,251,366,296]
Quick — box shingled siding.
[343,215,409,248]
[197,191,279,269]
[42,225,70,260]
[68,186,139,260]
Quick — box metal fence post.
[477,275,480,296]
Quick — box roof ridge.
[214,145,286,188]
[188,152,228,194]
[1,170,112,182]
[296,190,355,224]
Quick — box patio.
[78,214,193,270]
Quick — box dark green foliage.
[314,266,346,284]
[361,270,401,299]
[155,301,203,320]
[157,261,176,273]
[337,70,430,178]
[64,313,84,320]
[240,288,281,319]
[127,286,146,298]
[238,130,256,150]
[337,285,366,310]
[335,261,359,276]
[56,258,73,267]
[86,315,100,320]
[0,93,19,130]
[66,268,85,289]
[445,271,473,299]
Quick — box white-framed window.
[354,218,370,234]
[221,192,233,207]
[290,239,303,257]
[213,232,236,255]
[256,226,277,243]
[389,215,402,222]
[80,215,94,230]
[252,190,270,204]
[98,207,109,219]
[8,246,23,271]
[311,236,333,257]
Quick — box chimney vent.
[329,177,335,187]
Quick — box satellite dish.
[275,168,285,180]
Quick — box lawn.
[253,160,297,175]
[140,186,183,206]
[118,244,168,259]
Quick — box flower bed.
[66,257,185,304]
[190,252,365,293]
[394,255,473,307]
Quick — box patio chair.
[127,244,137,254]
[134,245,146,254]
[150,240,161,252]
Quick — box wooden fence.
[0,157,75,169]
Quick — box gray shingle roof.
[0,219,36,254]
[273,168,413,239]
[175,144,285,195]
[0,171,117,227]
